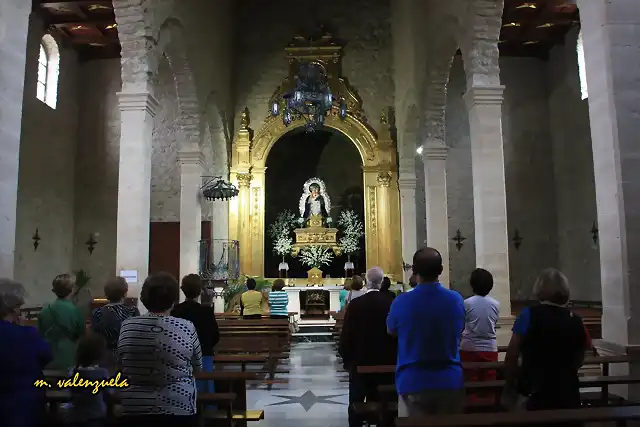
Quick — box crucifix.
[591,221,599,245]
[512,229,523,250]
[452,229,466,251]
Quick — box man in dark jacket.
[339,267,397,427]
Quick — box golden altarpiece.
[228,34,403,281]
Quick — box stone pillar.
[398,157,417,281]
[0,2,31,277]
[423,145,450,287]
[577,0,640,361]
[116,92,159,306]
[376,172,393,273]
[236,173,252,275]
[463,85,512,317]
[178,149,204,282]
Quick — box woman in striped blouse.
[117,273,202,427]
[268,279,289,319]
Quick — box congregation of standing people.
[0,270,224,427]
[0,245,592,427]
[339,246,591,425]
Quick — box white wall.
[15,15,79,305]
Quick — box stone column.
[0,2,31,277]
[577,0,640,360]
[398,157,417,281]
[423,145,450,287]
[115,92,159,305]
[236,173,252,275]
[463,85,512,318]
[178,149,204,281]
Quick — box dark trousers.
[243,314,261,319]
[348,371,394,427]
[119,415,197,427]
[269,315,288,319]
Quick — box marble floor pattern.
[247,342,349,427]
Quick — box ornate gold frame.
[229,34,403,279]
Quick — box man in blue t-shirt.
[387,247,466,416]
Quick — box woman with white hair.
[0,278,52,427]
[503,268,590,420]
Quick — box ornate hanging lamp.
[201,177,239,201]
[270,61,348,132]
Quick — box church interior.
[2,0,640,425]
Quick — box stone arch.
[156,18,201,150]
[251,114,381,169]
[455,0,503,86]
[203,91,230,176]
[422,34,459,146]
[112,0,159,91]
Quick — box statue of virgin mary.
[298,177,332,227]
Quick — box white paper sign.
[120,270,138,284]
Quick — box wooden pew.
[353,355,635,426]
[395,405,640,426]
[215,319,292,389]
[43,370,266,427]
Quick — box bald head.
[412,247,443,283]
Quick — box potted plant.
[337,210,364,277]
[268,210,297,278]
[299,246,334,285]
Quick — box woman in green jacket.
[38,274,85,369]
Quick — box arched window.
[37,34,60,109]
[577,29,588,100]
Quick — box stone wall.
[151,58,180,221]
[14,16,79,305]
[547,28,600,301]
[233,0,394,135]
[72,59,121,292]
[420,55,559,298]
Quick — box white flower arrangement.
[299,246,334,268]
[268,210,297,258]
[337,210,364,257]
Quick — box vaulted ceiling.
[37,0,579,62]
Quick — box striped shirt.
[268,290,289,316]
[116,315,202,416]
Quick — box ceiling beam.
[50,19,115,27]
[67,35,118,45]
[40,1,112,7]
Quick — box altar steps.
[292,319,334,343]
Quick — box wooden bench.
[395,405,640,426]
[43,370,266,427]
[215,320,293,390]
[353,355,635,426]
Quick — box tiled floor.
[247,342,349,427]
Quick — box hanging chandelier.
[270,62,348,132]
[201,177,239,201]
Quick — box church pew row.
[352,376,640,427]
[395,405,640,427]
[352,355,637,426]
[215,323,292,388]
[43,370,268,427]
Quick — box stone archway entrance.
[228,34,403,279]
